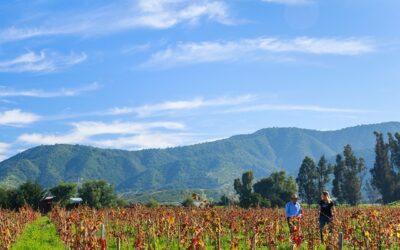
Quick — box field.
[0,208,39,249]
[46,206,400,250]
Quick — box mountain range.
[1,122,400,202]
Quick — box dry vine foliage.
[0,207,39,250]
[49,206,400,250]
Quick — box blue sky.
[0,0,399,160]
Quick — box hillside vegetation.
[1,122,400,199]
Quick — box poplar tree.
[371,132,397,203]
[316,155,333,194]
[296,156,318,204]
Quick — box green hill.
[1,122,400,201]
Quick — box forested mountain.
[1,122,400,201]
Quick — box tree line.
[235,131,400,208]
[0,180,125,210]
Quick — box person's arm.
[285,203,290,218]
[297,204,303,217]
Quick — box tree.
[15,181,45,210]
[296,156,318,204]
[332,155,345,204]
[234,171,255,208]
[219,195,234,206]
[50,182,77,206]
[316,155,333,194]
[182,196,195,207]
[78,180,118,208]
[0,187,9,208]
[254,171,298,207]
[371,132,398,203]
[333,145,365,205]
[145,198,160,208]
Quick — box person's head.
[321,191,332,203]
[291,194,299,203]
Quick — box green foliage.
[2,123,400,198]
[145,198,160,208]
[316,155,333,194]
[78,180,118,209]
[253,171,298,207]
[332,145,365,205]
[11,216,66,250]
[181,196,195,207]
[296,156,318,204]
[234,171,255,208]
[50,182,77,206]
[370,132,400,204]
[219,194,235,206]
[15,181,45,210]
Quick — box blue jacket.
[285,201,302,218]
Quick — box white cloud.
[0,1,231,43]
[0,109,40,126]
[0,82,100,98]
[92,133,189,150]
[108,95,255,117]
[144,37,375,67]
[0,50,87,73]
[0,142,11,161]
[18,121,187,149]
[262,0,312,5]
[224,104,367,114]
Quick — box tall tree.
[78,180,118,209]
[15,181,45,210]
[371,132,397,203]
[254,171,298,207]
[296,156,318,204]
[332,154,345,204]
[234,171,254,208]
[316,155,333,194]
[342,145,365,206]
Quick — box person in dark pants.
[319,191,335,243]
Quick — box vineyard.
[0,208,39,249]
[47,206,400,250]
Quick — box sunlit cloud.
[0,0,231,43]
[18,121,187,149]
[108,95,256,117]
[0,142,11,161]
[0,82,100,98]
[0,50,87,73]
[0,109,40,126]
[144,37,375,67]
[224,104,368,114]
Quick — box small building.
[66,197,83,210]
[39,196,55,214]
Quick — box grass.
[11,216,67,250]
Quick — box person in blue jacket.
[285,194,303,234]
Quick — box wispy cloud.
[0,82,100,98]
[224,104,368,114]
[0,50,87,73]
[107,95,255,117]
[18,120,188,149]
[261,0,313,5]
[0,0,231,43]
[0,109,40,126]
[144,36,375,67]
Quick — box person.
[285,194,303,234]
[319,191,335,243]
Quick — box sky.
[0,0,400,160]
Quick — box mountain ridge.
[1,122,400,200]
